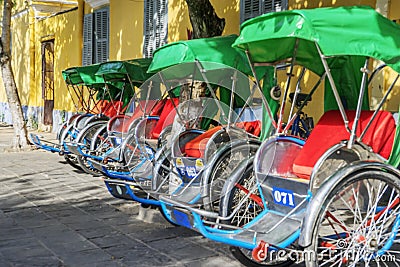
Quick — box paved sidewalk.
[0,127,242,266]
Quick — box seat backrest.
[150,99,167,116]
[107,100,159,133]
[151,98,179,139]
[236,121,261,137]
[103,100,123,118]
[292,110,396,179]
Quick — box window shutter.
[94,7,109,63]
[143,0,153,58]
[241,0,287,23]
[156,0,168,49]
[263,0,286,13]
[143,0,168,58]
[241,0,261,23]
[82,13,93,66]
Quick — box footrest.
[30,133,62,153]
[194,210,302,250]
[64,142,81,155]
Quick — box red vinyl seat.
[103,100,123,118]
[151,98,179,139]
[292,110,396,180]
[184,121,261,158]
[107,100,157,133]
[184,126,223,158]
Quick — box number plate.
[272,187,296,207]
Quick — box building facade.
[0,0,398,131]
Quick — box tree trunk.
[184,0,225,39]
[1,0,30,149]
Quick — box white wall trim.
[84,0,109,9]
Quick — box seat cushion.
[151,98,179,139]
[184,121,261,158]
[292,110,396,179]
[184,126,223,158]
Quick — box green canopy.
[148,34,253,75]
[233,6,400,75]
[62,68,84,85]
[95,58,153,87]
[148,34,277,135]
[74,64,103,86]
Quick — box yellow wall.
[389,0,400,21]
[109,0,145,60]
[34,6,82,112]
[3,9,31,106]
[168,0,240,42]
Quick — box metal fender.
[200,139,261,199]
[299,160,400,248]
[76,120,107,142]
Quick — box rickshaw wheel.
[76,122,107,176]
[122,134,147,170]
[221,166,293,266]
[230,246,294,267]
[204,143,258,213]
[60,123,82,171]
[64,154,82,171]
[305,170,400,267]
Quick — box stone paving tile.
[0,148,244,266]
[59,249,115,266]
[148,236,218,261]
[0,243,54,261]
[8,255,63,267]
[181,256,244,267]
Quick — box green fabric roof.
[62,68,84,85]
[148,34,252,75]
[233,6,400,75]
[95,58,153,86]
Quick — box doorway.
[41,40,54,126]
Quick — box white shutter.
[143,0,153,58]
[143,0,168,58]
[82,13,93,66]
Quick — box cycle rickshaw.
[63,58,153,174]
[100,35,277,209]
[158,6,400,266]
[30,62,129,169]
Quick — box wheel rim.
[208,146,257,213]
[314,176,400,266]
[228,170,264,227]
